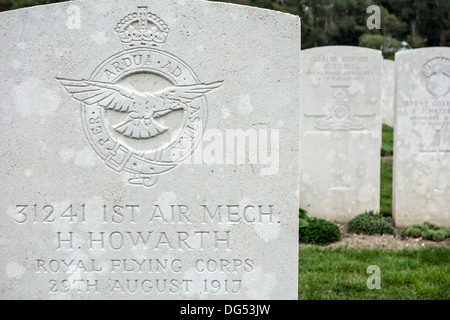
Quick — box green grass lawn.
[380,161,393,217]
[380,124,394,216]
[298,247,450,300]
[381,124,394,156]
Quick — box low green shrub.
[438,227,450,238]
[299,217,341,245]
[348,211,395,235]
[432,231,446,242]
[299,208,309,230]
[402,225,422,238]
[420,229,434,240]
[402,222,450,242]
[423,221,439,230]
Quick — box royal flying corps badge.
[58,6,223,187]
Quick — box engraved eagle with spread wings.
[57,78,222,139]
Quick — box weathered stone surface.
[381,59,395,127]
[0,0,300,299]
[393,47,450,227]
[300,46,382,222]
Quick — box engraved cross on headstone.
[314,85,366,190]
[137,6,148,30]
[420,128,450,156]
[419,127,449,194]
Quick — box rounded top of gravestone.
[302,45,382,55]
[394,46,450,58]
[396,47,450,97]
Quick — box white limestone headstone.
[0,0,300,299]
[300,46,382,222]
[381,59,395,127]
[393,47,450,227]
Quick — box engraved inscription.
[306,55,374,84]
[12,202,277,296]
[405,98,450,155]
[407,101,450,128]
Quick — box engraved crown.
[115,6,169,49]
[332,89,349,107]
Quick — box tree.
[358,34,402,58]
[0,0,12,11]
[381,0,450,46]
[440,11,450,46]
[357,5,407,57]
[299,0,374,48]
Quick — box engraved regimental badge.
[316,88,365,131]
[58,7,223,187]
[421,57,450,97]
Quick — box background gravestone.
[381,59,395,127]
[300,46,382,222]
[0,0,300,299]
[393,47,450,227]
